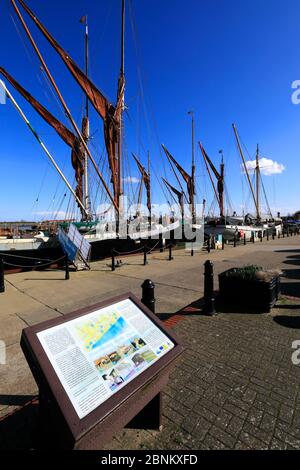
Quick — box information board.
[37,298,175,419]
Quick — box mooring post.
[169,243,173,261]
[233,234,237,248]
[65,255,70,280]
[0,258,4,293]
[159,217,164,252]
[211,236,216,250]
[222,236,225,250]
[203,260,216,316]
[244,233,246,245]
[191,242,194,257]
[143,245,148,266]
[111,249,115,272]
[141,279,156,313]
[207,236,211,253]
[267,230,269,241]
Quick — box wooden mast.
[232,123,259,219]
[117,0,125,229]
[81,14,91,220]
[219,149,225,218]
[256,144,261,221]
[188,111,196,223]
[11,0,118,212]
[148,150,151,225]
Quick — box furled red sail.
[0,66,85,215]
[161,144,194,205]
[13,0,120,207]
[132,154,151,213]
[199,142,224,216]
[162,178,184,214]
[199,142,220,181]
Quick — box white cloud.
[123,176,140,184]
[243,157,285,176]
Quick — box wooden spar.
[199,142,220,208]
[219,149,225,218]
[1,81,88,216]
[136,176,143,217]
[232,123,259,218]
[117,0,126,222]
[256,144,260,221]
[11,0,118,212]
[148,150,151,222]
[82,14,91,220]
[188,111,196,222]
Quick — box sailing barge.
[1,0,194,272]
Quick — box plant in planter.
[218,265,281,313]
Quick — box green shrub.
[224,265,263,281]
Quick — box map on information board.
[37,299,174,419]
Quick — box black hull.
[1,246,65,274]
[0,221,201,273]
[1,237,173,273]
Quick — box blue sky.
[0,0,300,221]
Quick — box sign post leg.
[126,392,163,431]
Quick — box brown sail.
[0,66,85,215]
[161,144,194,205]
[132,154,151,212]
[162,178,184,215]
[199,142,224,217]
[13,0,120,206]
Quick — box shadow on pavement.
[0,394,36,407]
[0,399,38,450]
[280,282,300,297]
[273,315,300,329]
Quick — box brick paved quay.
[1,235,300,449]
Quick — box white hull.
[205,223,282,241]
[84,220,181,244]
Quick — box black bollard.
[211,236,216,250]
[233,234,237,247]
[283,230,285,238]
[141,279,156,313]
[191,243,194,257]
[251,232,255,243]
[244,233,246,245]
[0,258,4,293]
[287,229,289,238]
[143,245,148,266]
[222,237,225,250]
[203,260,216,316]
[169,243,173,261]
[158,215,164,252]
[207,236,211,253]
[267,230,269,241]
[111,249,116,272]
[65,255,70,280]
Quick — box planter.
[218,268,280,313]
